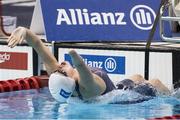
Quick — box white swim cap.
[49,72,76,103]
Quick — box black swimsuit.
[116,79,157,97]
[90,67,116,95]
[75,67,116,99]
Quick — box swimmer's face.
[58,61,75,78]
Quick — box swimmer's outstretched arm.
[69,50,106,99]
[7,27,59,74]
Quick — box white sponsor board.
[149,52,173,90]
[58,48,145,85]
[0,45,33,80]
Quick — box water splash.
[68,90,153,105]
[172,88,180,99]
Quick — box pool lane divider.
[0,75,48,92]
[149,114,180,120]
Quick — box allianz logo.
[130,5,156,30]
[83,57,116,73]
[56,9,127,25]
[0,53,10,63]
[56,5,155,30]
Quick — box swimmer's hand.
[69,50,84,67]
[7,27,26,48]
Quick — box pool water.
[0,88,180,119]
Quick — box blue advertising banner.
[40,0,162,42]
[65,54,125,74]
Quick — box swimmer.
[7,27,170,102]
[7,27,115,101]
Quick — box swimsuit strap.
[75,81,83,100]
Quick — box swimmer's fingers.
[11,33,26,45]
[7,27,26,47]
[7,35,13,43]
[8,37,17,48]
[18,35,24,44]
[7,28,20,46]
[11,35,24,48]
[8,36,24,48]
[11,38,20,48]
